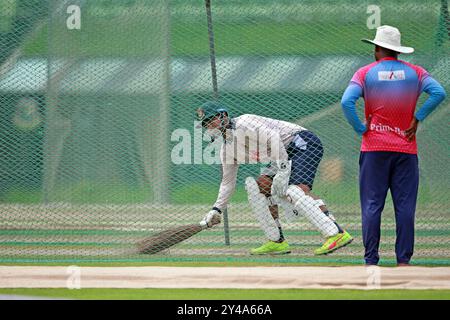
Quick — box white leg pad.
[245,177,280,241]
[286,185,338,237]
[272,196,301,223]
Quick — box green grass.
[24,21,436,57]
[2,181,447,206]
[1,228,448,238]
[22,5,439,58]
[2,256,450,267]
[0,288,449,300]
[1,184,152,204]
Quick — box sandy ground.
[1,266,450,290]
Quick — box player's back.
[351,57,429,154]
[219,114,306,164]
[233,114,306,146]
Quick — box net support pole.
[205,0,219,100]
[205,0,230,246]
[153,0,171,203]
[43,0,73,203]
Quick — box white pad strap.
[286,185,338,237]
[270,196,301,223]
[245,177,280,241]
[269,196,326,223]
[315,199,325,207]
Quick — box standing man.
[341,25,446,266]
[197,101,353,255]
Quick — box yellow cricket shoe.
[314,231,353,255]
[250,240,291,255]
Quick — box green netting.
[0,0,449,265]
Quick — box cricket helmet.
[196,101,229,127]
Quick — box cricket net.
[0,0,449,264]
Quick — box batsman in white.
[198,101,353,255]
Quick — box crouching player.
[197,101,353,255]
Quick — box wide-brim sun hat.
[362,25,414,54]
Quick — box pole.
[204,0,230,246]
[205,0,219,100]
[154,0,171,203]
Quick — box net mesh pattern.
[0,0,448,264]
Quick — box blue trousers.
[287,131,323,189]
[359,151,419,265]
[264,131,323,189]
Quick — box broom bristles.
[137,224,203,254]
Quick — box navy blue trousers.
[359,151,419,265]
[287,131,323,189]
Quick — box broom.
[137,215,221,254]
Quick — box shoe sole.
[315,237,354,256]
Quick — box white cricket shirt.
[213,114,307,210]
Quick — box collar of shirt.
[378,57,398,62]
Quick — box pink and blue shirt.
[341,57,446,154]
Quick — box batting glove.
[271,160,292,197]
[200,207,222,229]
